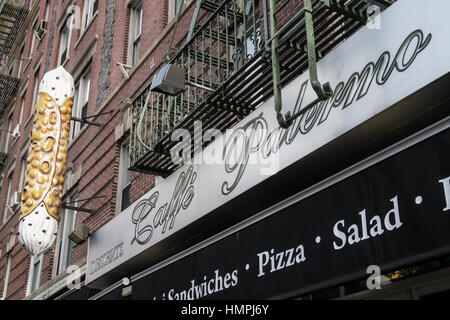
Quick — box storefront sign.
[87,0,450,285]
[99,128,450,299]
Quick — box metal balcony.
[129,0,395,177]
[0,73,20,114]
[0,0,29,55]
[0,1,29,116]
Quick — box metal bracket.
[71,110,113,127]
[0,129,18,136]
[117,62,132,79]
[270,0,332,129]
[62,195,108,214]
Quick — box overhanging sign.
[99,127,450,299]
[87,0,450,286]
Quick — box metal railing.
[130,0,395,176]
[0,0,28,116]
[0,0,28,55]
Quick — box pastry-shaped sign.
[18,67,74,256]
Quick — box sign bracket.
[71,110,113,127]
[62,195,108,214]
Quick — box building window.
[19,155,27,191]
[59,24,72,65]
[45,0,50,21]
[71,69,91,139]
[118,143,131,213]
[129,3,142,66]
[27,254,42,296]
[19,95,25,127]
[2,172,13,223]
[31,68,40,118]
[29,17,39,59]
[1,254,12,300]
[83,0,99,30]
[4,114,13,153]
[18,43,25,77]
[56,194,78,275]
[169,0,186,22]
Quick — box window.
[19,95,25,127]
[59,24,72,65]
[129,3,142,66]
[118,143,131,213]
[169,0,186,21]
[71,69,91,139]
[29,17,38,59]
[45,0,50,20]
[27,254,42,296]
[83,0,99,30]
[18,44,25,76]
[4,114,13,153]
[31,68,40,118]
[19,155,27,191]
[56,194,78,275]
[2,172,13,223]
[1,254,12,300]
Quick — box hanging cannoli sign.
[18,67,74,257]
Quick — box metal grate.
[129,0,395,177]
[0,73,19,114]
[0,1,29,55]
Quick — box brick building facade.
[0,0,201,300]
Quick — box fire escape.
[129,0,395,177]
[0,0,29,168]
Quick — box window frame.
[116,141,131,214]
[71,67,91,140]
[18,42,25,77]
[31,67,41,118]
[29,16,39,59]
[2,172,13,223]
[19,153,28,192]
[55,193,78,275]
[168,0,187,22]
[128,2,143,66]
[4,114,13,153]
[1,254,12,300]
[26,254,43,296]
[18,94,26,128]
[83,0,99,31]
[58,21,73,66]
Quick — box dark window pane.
[80,102,88,129]
[121,184,131,211]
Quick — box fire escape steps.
[0,3,29,55]
[129,0,395,176]
[0,2,29,117]
[201,0,244,21]
[0,74,20,114]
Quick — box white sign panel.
[86,0,450,285]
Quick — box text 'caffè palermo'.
[75,0,450,300]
